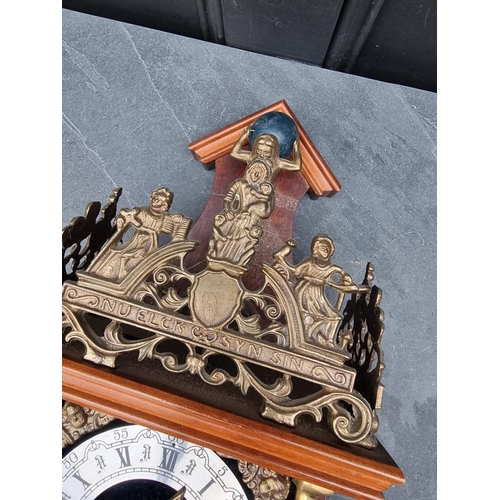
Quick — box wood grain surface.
[187,100,341,198]
[63,357,404,500]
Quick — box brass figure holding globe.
[230,112,302,181]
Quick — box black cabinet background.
[63,0,436,92]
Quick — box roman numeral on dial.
[115,446,131,468]
[72,470,91,489]
[198,478,216,496]
[158,447,180,472]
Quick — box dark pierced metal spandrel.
[62,188,122,284]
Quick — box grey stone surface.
[62,9,437,500]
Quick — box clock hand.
[168,485,186,500]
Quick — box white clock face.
[62,424,249,500]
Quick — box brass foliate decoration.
[62,401,115,449]
[238,461,291,500]
[62,113,386,449]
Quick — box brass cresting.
[62,120,386,449]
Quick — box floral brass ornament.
[238,461,291,500]
[62,115,386,449]
[62,401,115,448]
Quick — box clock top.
[187,100,341,198]
[63,101,403,500]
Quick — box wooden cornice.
[187,100,341,197]
[63,357,404,500]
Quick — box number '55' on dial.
[62,424,250,500]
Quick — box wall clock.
[62,421,252,500]
[62,101,406,499]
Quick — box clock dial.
[62,424,249,500]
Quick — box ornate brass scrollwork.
[62,117,385,449]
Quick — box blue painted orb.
[249,112,298,158]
